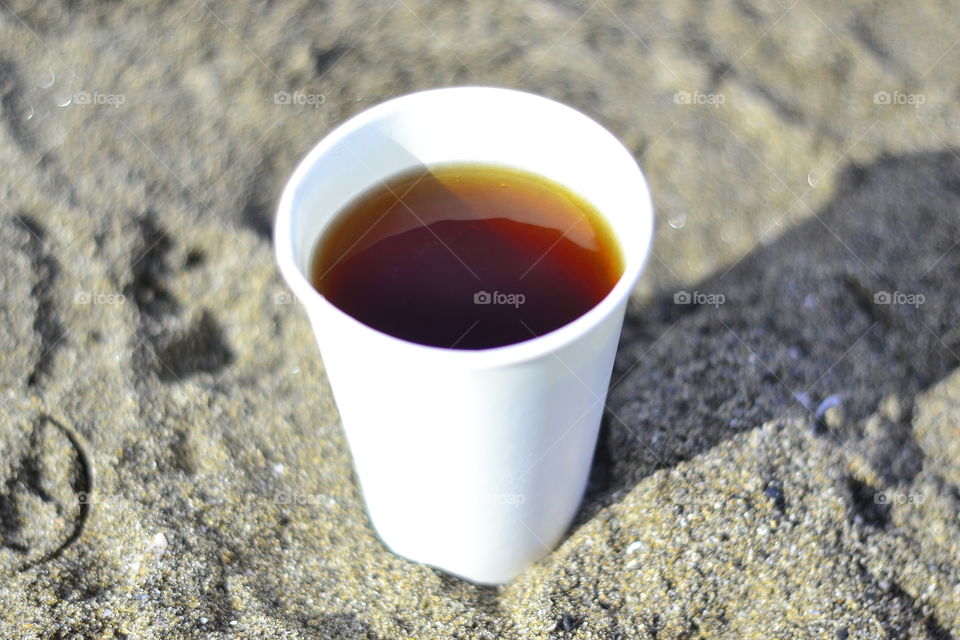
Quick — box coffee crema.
[311,163,623,349]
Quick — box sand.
[1,1,959,638]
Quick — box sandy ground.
[1,1,959,638]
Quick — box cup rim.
[275,86,654,368]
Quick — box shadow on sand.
[583,149,960,513]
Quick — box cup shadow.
[581,149,960,517]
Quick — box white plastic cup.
[275,87,653,584]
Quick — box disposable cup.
[275,87,653,584]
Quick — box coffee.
[310,163,623,349]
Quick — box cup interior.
[276,87,653,358]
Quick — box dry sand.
[1,1,959,638]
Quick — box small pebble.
[823,405,845,430]
[764,484,786,512]
[148,532,168,557]
[625,540,644,554]
[558,613,580,632]
[816,394,843,419]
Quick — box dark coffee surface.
[311,164,623,349]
